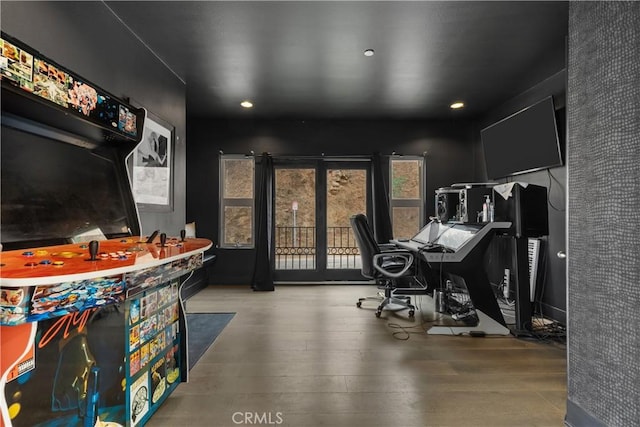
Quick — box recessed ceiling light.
[240,100,253,108]
[363,49,375,57]
[450,102,465,109]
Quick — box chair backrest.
[350,214,381,279]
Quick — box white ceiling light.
[240,100,253,108]
[363,49,375,57]
[450,102,465,109]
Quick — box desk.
[1,236,211,427]
[393,221,511,335]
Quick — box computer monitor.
[411,221,482,252]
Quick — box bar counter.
[1,235,212,427]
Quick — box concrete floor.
[148,285,567,427]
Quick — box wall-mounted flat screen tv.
[481,96,562,180]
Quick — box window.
[219,155,255,248]
[390,156,425,239]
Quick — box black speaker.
[434,188,460,222]
[493,183,549,237]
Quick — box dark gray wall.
[1,1,187,236]
[474,70,568,323]
[566,2,640,426]
[187,118,476,284]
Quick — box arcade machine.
[0,33,212,427]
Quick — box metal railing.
[275,226,316,269]
[274,226,360,270]
[326,226,360,269]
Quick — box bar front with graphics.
[1,237,211,427]
[0,32,212,427]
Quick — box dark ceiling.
[106,1,568,119]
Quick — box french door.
[272,160,371,282]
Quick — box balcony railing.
[274,226,360,270]
[275,226,316,270]
[326,226,360,269]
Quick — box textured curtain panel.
[252,153,275,291]
[371,152,394,243]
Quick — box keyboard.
[528,238,541,302]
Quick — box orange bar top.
[0,236,213,287]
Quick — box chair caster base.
[374,308,413,318]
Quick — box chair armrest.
[372,251,414,278]
[378,243,398,251]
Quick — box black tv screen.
[481,96,562,179]
[1,124,138,249]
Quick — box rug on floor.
[186,312,235,370]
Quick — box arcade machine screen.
[1,124,135,250]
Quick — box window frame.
[219,154,255,249]
[389,155,425,239]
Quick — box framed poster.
[131,112,174,211]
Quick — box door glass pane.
[274,168,316,270]
[392,206,420,239]
[326,169,366,269]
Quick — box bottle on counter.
[489,197,495,222]
[482,196,489,222]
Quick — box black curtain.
[371,152,394,243]
[251,153,275,291]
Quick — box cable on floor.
[387,317,439,340]
[528,315,566,344]
[385,291,445,340]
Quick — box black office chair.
[350,214,416,318]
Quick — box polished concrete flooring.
[149,285,567,427]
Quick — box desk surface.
[392,221,511,263]
[0,236,212,287]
